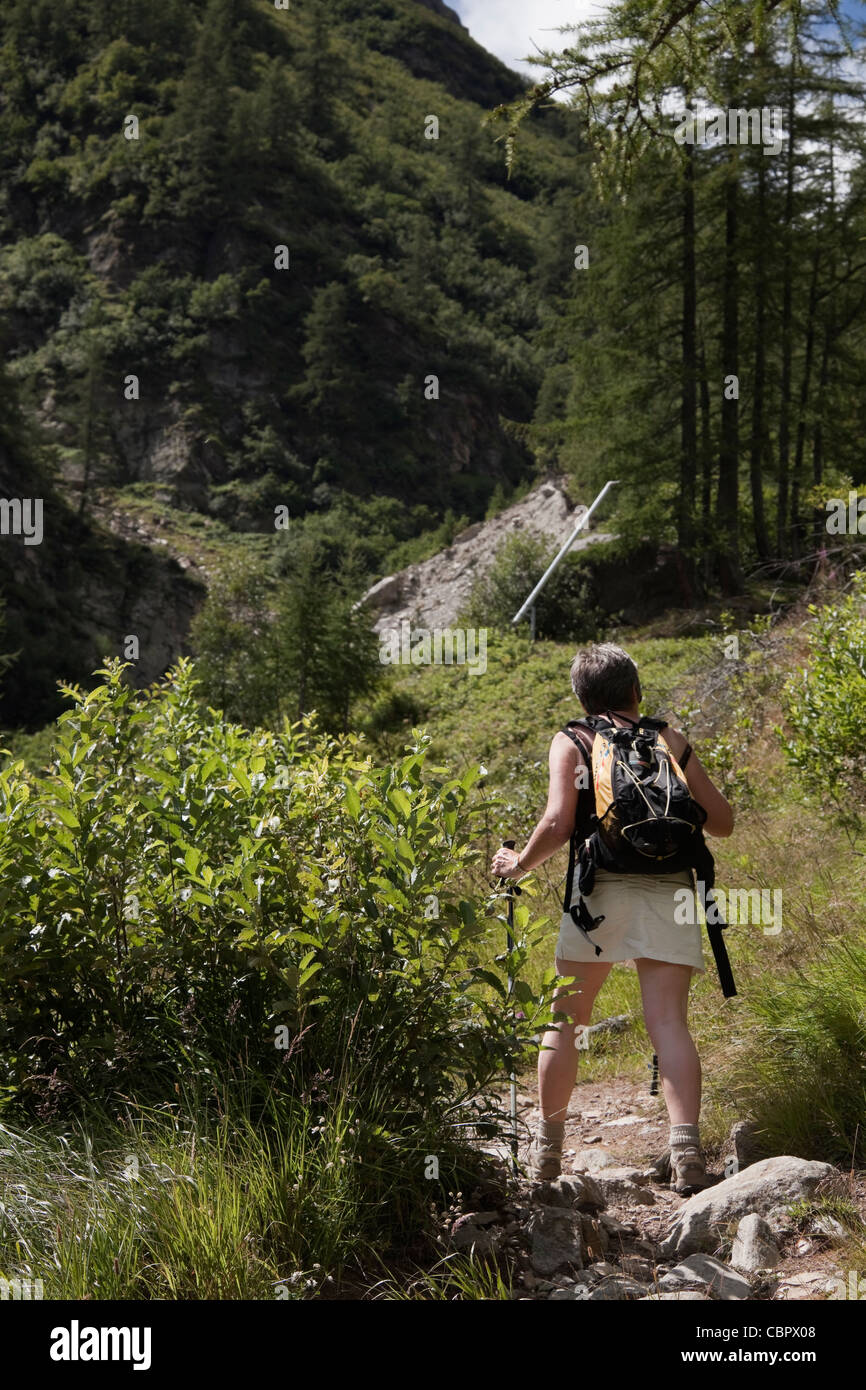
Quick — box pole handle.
[498,838,522,895]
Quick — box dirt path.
[483,1064,860,1300]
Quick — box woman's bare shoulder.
[551,726,590,763]
[660,724,689,757]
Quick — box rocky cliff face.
[361,477,613,635]
[0,445,205,728]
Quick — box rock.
[660,1254,752,1300]
[575,1158,650,1185]
[549,1279,594,1301]
[764,1204,797,1234]
[527,1206,585,1276]
[774,1271,840,1300]
[811,1214,848,1243]
[572,1147,619,1172]
[730,1213,781,1272]
[619,1255,654,1281]
[361,477,612,636]
[599,1213,639,1238]
[450,1220,494,1253]
[531,1174,606,1212]
[640,1291,711,1301]
[660,1156,838,1258]
[591,1172,656,1206]
[601,1115,645,1128]
[587,1276,646,1301]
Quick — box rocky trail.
[438,1071,861,1301]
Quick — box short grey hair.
[570,643,641,714]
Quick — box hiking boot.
[647,1149,672,1184]
[529,1134,563,1182]
[669,1145,711,1196]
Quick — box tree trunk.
[679,137,698,594]
[717,148,741,592]
[698,330,713,588]
[749,154,771,560]
[791,242,821,559]
[776,59,797,555]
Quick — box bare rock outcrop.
[361,477,612,637]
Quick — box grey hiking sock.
[669,1123,701,1151]
[538,1119,565,1145]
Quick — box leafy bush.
[0,659,554,1123]
[780,573,866,823]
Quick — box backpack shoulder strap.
[561,718,597,753]
[637,715,669,732]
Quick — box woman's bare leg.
[538,958,612,1122]
[634,959,700,1125]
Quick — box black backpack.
[561,712,736,998]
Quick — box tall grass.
[719,936,866,1167]
[0,1072,499,1299]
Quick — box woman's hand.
[490,846,524,879]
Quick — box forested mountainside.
[0,0,580,524]
[0,0,592,723]
[3,0,866,731]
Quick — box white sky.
[452,1,609,81]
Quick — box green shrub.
[780,572,866,824]
[0,659,554,1124]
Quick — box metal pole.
[502,838,519,1175]
[512,479,620,628]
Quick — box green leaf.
[471,968,507,1000]
[388,787,411,819]
[233,764,252,797]
[343,781,361,820]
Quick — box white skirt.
[555,866,705,974]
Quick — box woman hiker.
[490,643,735,1196]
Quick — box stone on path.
[641,1290,711,1301]
[571,1147,620,1172]
[591,1170,656,1206]
[659,1254,752,1300]
[660,1156,837,1258]
[531,1174,606,1212]
[774,1271,841,1300]
[528,1205,585,1276]
[730,1213,781,1272]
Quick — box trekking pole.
[648,1052,660,1096]
[501,839,520,1175]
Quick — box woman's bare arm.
[490,733,582,878]
[661,726,735,838]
